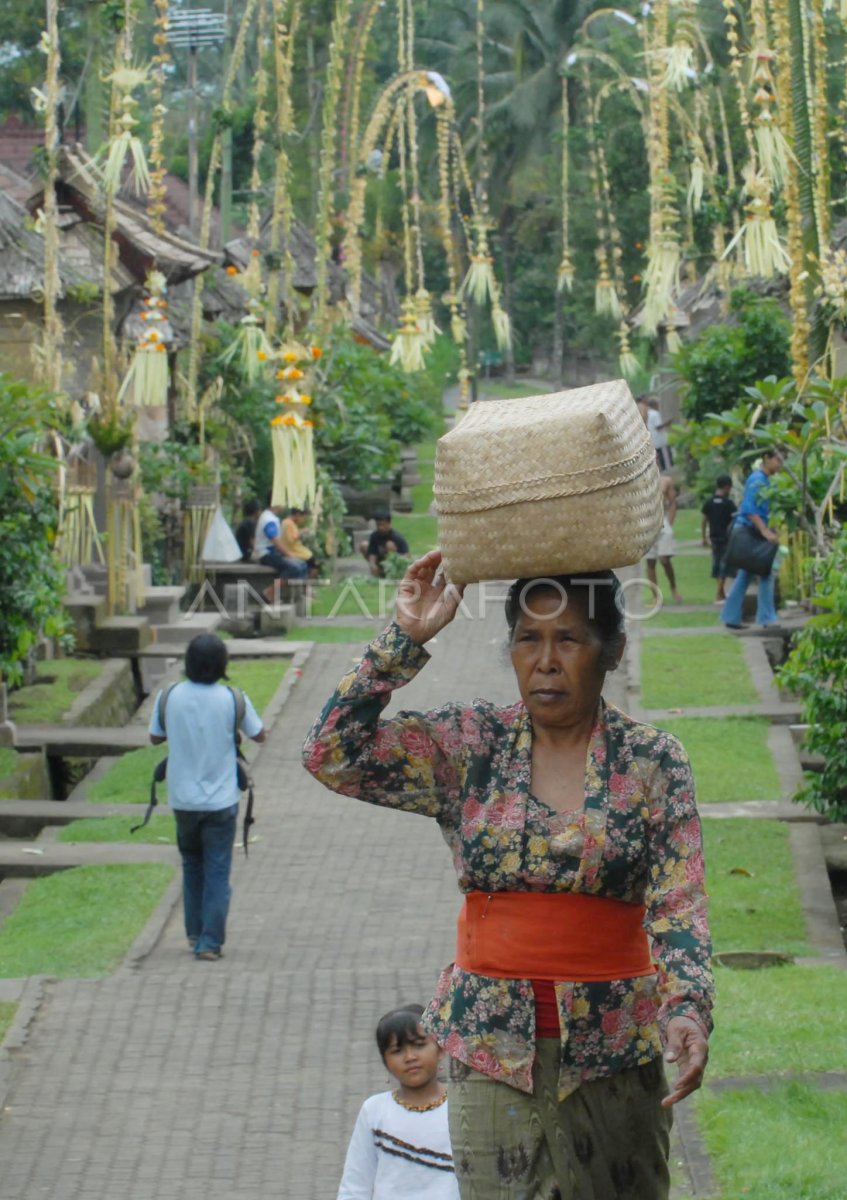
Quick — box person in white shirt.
[149,634,265,960]
[646,399,673,471]
[338,1005,459,1200]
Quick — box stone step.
[13,725,150,756]
[88,616,152,654]
[0,799,149,838]
[64,594,108,650]
[0,840,177,878]
[151,612,221,647]
[138,585,186,627]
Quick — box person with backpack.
[148,634,266,961]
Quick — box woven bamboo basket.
[435,380,663,584]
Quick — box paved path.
[1,591,660,1200]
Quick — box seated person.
[280,507,320,578]
[358,510,410,578]
[254,497,309,602]
[234,499,261,563]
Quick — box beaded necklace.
[392,1089,448,1113]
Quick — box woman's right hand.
[394,550,465,645]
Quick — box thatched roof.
[0,189,86,302]
[27,147,219,288]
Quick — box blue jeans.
[260,549,308,580]
[721,568,777,627]
[174,804,238,954]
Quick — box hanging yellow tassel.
[666,328,683,354]
[617,323,640,380]
[271,415,316,508]
[390,299,427,372]
[414,288,441,346]
[557,255,575,293]
[218,312,274,382]
[641,238,681,336]
[655,39,695,91]
[687,157,705,213]
[461,254,496,306]
[595,274,623,321]
[450,308,467,345]
[118,270,171,406]
[754,109,792,191]
[491,301,512,351]
[722,172,790,277]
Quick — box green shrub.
[0,374,71,686]
[778,528,847,820]
[673,289,791,423]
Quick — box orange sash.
[455,891,655,983]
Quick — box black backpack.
[131,682,256,855]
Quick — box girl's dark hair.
[376,1004,425,1059]
[184,633,229,684]
[505,571,625,669]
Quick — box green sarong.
[448,1041,672,1200]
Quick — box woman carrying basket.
[303,551,713,1200]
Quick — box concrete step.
[152,612,221,647]
[0,840,177,878]
[14,725,149,756]
[88,616,152,654]
[64,594,108,650]
[0,799,149,838]
[138,585,186,627]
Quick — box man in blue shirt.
[149,635,265,960]
[721,449,783,629]
[254,499,310,602]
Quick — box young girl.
[337,1005,459,1199]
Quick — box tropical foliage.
[0,375,70,687]
[779,528,847,822]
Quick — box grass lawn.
[673,508,703,542]
[696,1083,847,1200]
[310,578,395,618]
[643,552,716,607]
[8,659,103,724]
[704,818,810,956]
[0,864,175,977]
[293,623,376,643]
[87,745,163,804]
[477,379,544,400]
[226,659,290,714]
[0,1000,17,1043]
[639,634,758,708]
[57,812,175,845]
[652,717,779,803]
[392,513,438,556]
[0,747,18,779]
[708,965,847,1077]
[637,608,720,629]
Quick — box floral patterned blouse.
[303,623,713,1100]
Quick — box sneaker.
[725,623,748,630]
[195,949,223,962]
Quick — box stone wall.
[0,752,50,800]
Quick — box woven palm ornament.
[435,381,663,584]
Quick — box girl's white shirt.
[337,1090,459,1200]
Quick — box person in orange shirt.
[280,507,320,577]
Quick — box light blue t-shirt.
[148,681,263,811]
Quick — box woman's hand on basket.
[394,550,465,645]
[661,1016,709,1108]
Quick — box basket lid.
[434,380,656,515]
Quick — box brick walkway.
[0,589,718,1200]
